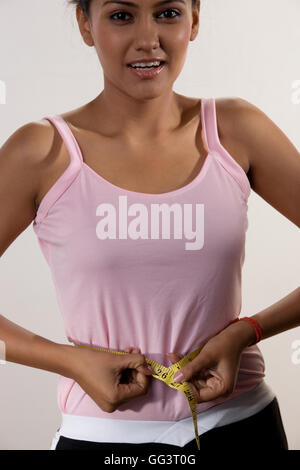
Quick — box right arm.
[0,121,75,378]
[0,125,152,411]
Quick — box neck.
[88,87,183,142]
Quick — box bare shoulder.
[214,97,257,175]
[0,118,68,213]
[214,98,300,226]
[3,119,47,147]
[1,118,56,168]
[0,120,60,256]
[214,96,277,172]
[0,119,55,188]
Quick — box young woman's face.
[78,0,200,99]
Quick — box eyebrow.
[103,0,186,8]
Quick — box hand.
[70,345,153,413]
[123,346,154,375]
[167,332,244,403]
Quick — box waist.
[56,380,276,446]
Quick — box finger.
[118,369,150,401]
[197,376,225,402]
[124,347,139,353]
[172,349,214,383]
[132,349,154,374]
[167,352,183,365]
[205,368,223,381]
[137,361,154,375]
[123,350,154,375]
[186,371,226,403]
[188,381,202,402]
[192,368,212,385]
[192,377,207,388]
[124,347,145,371]
[188,380,213,403]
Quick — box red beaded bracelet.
[229,316,263,346]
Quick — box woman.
[0,0,299,453]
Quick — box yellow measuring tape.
[73,342,206,451]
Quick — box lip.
[127,62,166,79]
[127,58,166,66]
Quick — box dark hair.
[69,0,90,16]
[69,0,200,17]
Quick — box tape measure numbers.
[73,342,206,450]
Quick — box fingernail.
[173,371,184,383]
[147,365,155,373]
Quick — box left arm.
[219,97,300,348]
[168,99,300,399]
[223,285,300,349]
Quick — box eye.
[109,9,181,22]
[110,11,131,22]
[157,8,181,19]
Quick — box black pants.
[54,397,288,452]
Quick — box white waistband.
[53,380,276,448]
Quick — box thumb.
[123,351,153,376]
[115,352,151,403]
[167,352,183,365]
[172,352,211,383]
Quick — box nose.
[132,16,160,51]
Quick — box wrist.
[222,319,258,350]
[32,340,77,379]
[56,343,78,379]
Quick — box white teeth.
[130,61,161,68]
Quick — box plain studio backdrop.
[0,0,299,450]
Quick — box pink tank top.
[33,97,265,421]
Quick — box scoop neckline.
[81,152,213,198]
[56,97,213,198]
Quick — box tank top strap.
[42,114,84,165]
[200,97,221,153]
[34,115,83,226]
[200,97,251,201]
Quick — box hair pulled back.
[69,0,200,17]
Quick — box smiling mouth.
[127,61,166,69]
